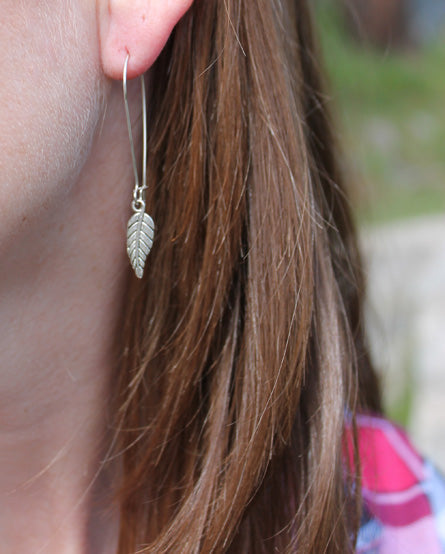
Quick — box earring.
[123,54,155,279]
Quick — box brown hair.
[113,1,381,551]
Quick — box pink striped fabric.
[351,415,445,553]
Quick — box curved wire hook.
[123,54,148,195]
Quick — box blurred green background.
[313,2,445,469]
[315,1,445,224]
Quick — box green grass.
[383,340,416,428]
[315,4,445,224]
[387,378,414,428]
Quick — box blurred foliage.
[315,3,445,224]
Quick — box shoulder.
[354,414,445,553]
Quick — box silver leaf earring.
[123,54,155,279]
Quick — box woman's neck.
[0,83,135,553]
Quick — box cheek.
[0,1,105,223]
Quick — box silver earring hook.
[124,53,155,279]
[123,54,148,205]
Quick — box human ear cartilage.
[123,54,155,279]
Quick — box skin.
[0,0,192,551]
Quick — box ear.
[99,0,194,80]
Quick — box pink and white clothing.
[354,415,445,553]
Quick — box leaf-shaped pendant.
[127,210,155,279]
